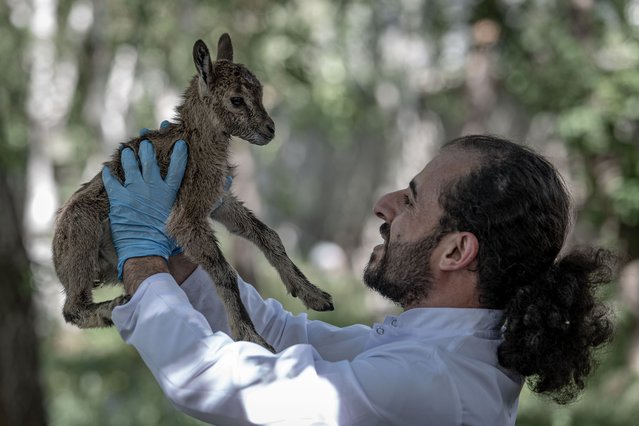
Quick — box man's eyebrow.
[409,179,417,202]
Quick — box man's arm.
[165,254,372,359]
[113,270,371,425]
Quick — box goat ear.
[193,39,214,86]
[217,33,233,62]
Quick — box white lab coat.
[112,267,523,425]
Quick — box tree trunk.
[0,167,47,426]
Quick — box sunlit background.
[1,0,639,425]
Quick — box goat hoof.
[297,287,334,312]
[318,301,334,312]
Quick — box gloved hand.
[135,120,232,255]
[139,121,185,256]
[141,121,233,212]
[102,139,188,280]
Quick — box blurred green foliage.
[2,0,639,425]
[44,331,206,426]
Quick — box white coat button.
[391,319,398,327]
[376,327,384,335]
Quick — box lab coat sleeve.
[178,267,370,360]
[111,273,385,425]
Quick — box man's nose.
[373,190,401,222]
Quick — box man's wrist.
[122,256,170,295]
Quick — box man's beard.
[363,227,444,308]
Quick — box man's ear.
[438,232,478,271]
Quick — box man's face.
[363,149,475,307]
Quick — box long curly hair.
[437,135,615,404]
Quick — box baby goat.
[52,34,334,351]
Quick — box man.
[104,134,614,425]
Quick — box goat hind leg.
[56,219,128,328]
[62,285,129,328]
[169,215,274,351]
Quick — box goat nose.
[266,124,275,135]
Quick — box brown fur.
[52,34,333,351]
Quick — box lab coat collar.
[385,307,503,333]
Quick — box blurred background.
[1,0,638,425]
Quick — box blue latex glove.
[141,121,233,211]
[136,120,232,252]
[139,121,185,256]
[102,139,188,280]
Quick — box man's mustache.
[380,223,390,242]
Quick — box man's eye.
[230,97,244,107]
[403,194,412,206]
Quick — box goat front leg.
[211,195,334,312]
[167,211,274,352]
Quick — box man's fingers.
[165,140,188,190]
[101,166,121,195]
[120,138,186,189]
[140,121,169,137]
[121,148,142,185]
[139,140,164,183]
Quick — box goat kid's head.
[192,34,275,146]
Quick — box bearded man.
[104,134,614,425]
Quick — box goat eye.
[230,97,244,107]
